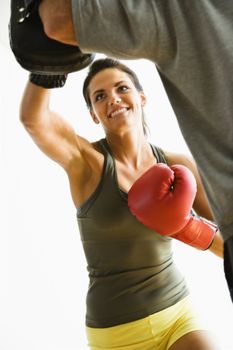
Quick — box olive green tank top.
[77,138,188,328]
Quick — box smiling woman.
[17,56,224,350]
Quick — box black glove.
[9,0,95,88]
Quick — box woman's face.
[88,68,146,134]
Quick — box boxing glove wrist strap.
[172,214,217,250]
[29,73,67,88]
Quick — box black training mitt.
[9,0,95,75]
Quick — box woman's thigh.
[168,330,220,350]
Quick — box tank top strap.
[97,138,119,177]
[77,138,116,217]
[150,144,167,164]
[97,138,114,166]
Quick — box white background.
[1,2,233,349]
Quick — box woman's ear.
[90,111,100,124]
[140,92,147,107]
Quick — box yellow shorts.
[86,296,204,350]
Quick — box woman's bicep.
[20,80,87,169]
[23,109,86,169]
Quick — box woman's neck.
[105,132,152,169]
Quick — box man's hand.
[39,0,78,46]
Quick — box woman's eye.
[95,93,105,102]
[118,85,129,92]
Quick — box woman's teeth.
[110,108,128,118]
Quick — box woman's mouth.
[109,107,129,118]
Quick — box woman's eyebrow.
[91,81,129,98]
[91,88,104,99]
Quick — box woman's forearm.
[208,231,224,258]
[20,81,51,127]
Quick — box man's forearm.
[39,0,78,46]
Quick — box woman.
[20,58,223,350]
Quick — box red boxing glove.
[128,163,217,250]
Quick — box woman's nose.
[108,94,121,105]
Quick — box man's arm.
[39,0,158,61]
[39,0,78,46]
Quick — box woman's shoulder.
[162,149,195,170]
